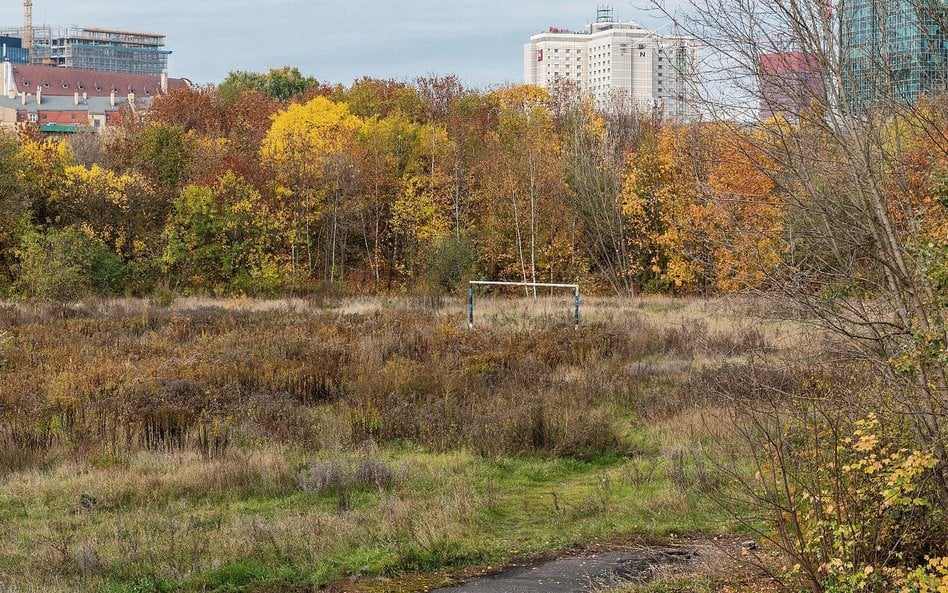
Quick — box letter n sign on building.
[538,49,544,62]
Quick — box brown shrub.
[0,301,769,465]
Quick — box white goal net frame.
[467,281,581,329]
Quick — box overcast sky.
[0,1,686,87]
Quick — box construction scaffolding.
[0,26,170,76]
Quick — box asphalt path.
[429,547,697,593]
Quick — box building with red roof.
[0,62,190,133]
[759,51,826,121]
[3,63,188,99]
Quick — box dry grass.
[0,296,780,466]
[0,296,800,592]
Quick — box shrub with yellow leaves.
[903,557,948,593]
[765,412,945,593]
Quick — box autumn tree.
[135,124,192,191]
[705,128,784,291]
[55,164,163,261]
[0,132,25,289]
[389,123,454,282]
[620,127,690,292]
[14,137,71,226]
[558,83,649,296]
[477,87,576,294]
[162,172,284,295]
[150,86,226,136]
[340,78,425,120]
[261,96,363,281]
[657,0,948,588]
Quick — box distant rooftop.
[4,63,189,98]
[534,7,648,37]
[0,25,167,43]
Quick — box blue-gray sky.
[0,1,684,87]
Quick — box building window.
[28,113,37,122]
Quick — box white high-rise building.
[524,7,701,119]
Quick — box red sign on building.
[538,49,544,62]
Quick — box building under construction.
[0,25,170,76]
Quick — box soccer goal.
[467,281,581,329]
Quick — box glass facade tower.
[841,0,948,107]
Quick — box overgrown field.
[0,298,787,592]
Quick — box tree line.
[0,66,943,305]
[0,67,871,301]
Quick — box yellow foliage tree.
[476,99,575,292]
[621,127,706,292]
[260,96,364,278]
[622,124,784,294]
[707,133,784,291]
[55,164,160,259]
[15,138,71,225]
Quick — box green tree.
[135,124,191,191]
[0,132,25,289]
[13,226,124,301]
[426,234,476,293]
[219,67,321,104]
[162,172,284,295]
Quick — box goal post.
[467,281,581,329]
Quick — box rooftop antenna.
[596,5,615,23]
[23,0,33,60]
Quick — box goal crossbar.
[469,281,579,291]
[467,281,580,329]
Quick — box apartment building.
[0,61,189,132]
[0,26,171,76]
[523,7,701,118]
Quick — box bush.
[297,459,349,496]
[354,456,395,489]
[297,454,399,510]
[426,234,476,294]
[709,364,948,593]
[13,225,124,301]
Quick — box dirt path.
[428,546,699,593]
